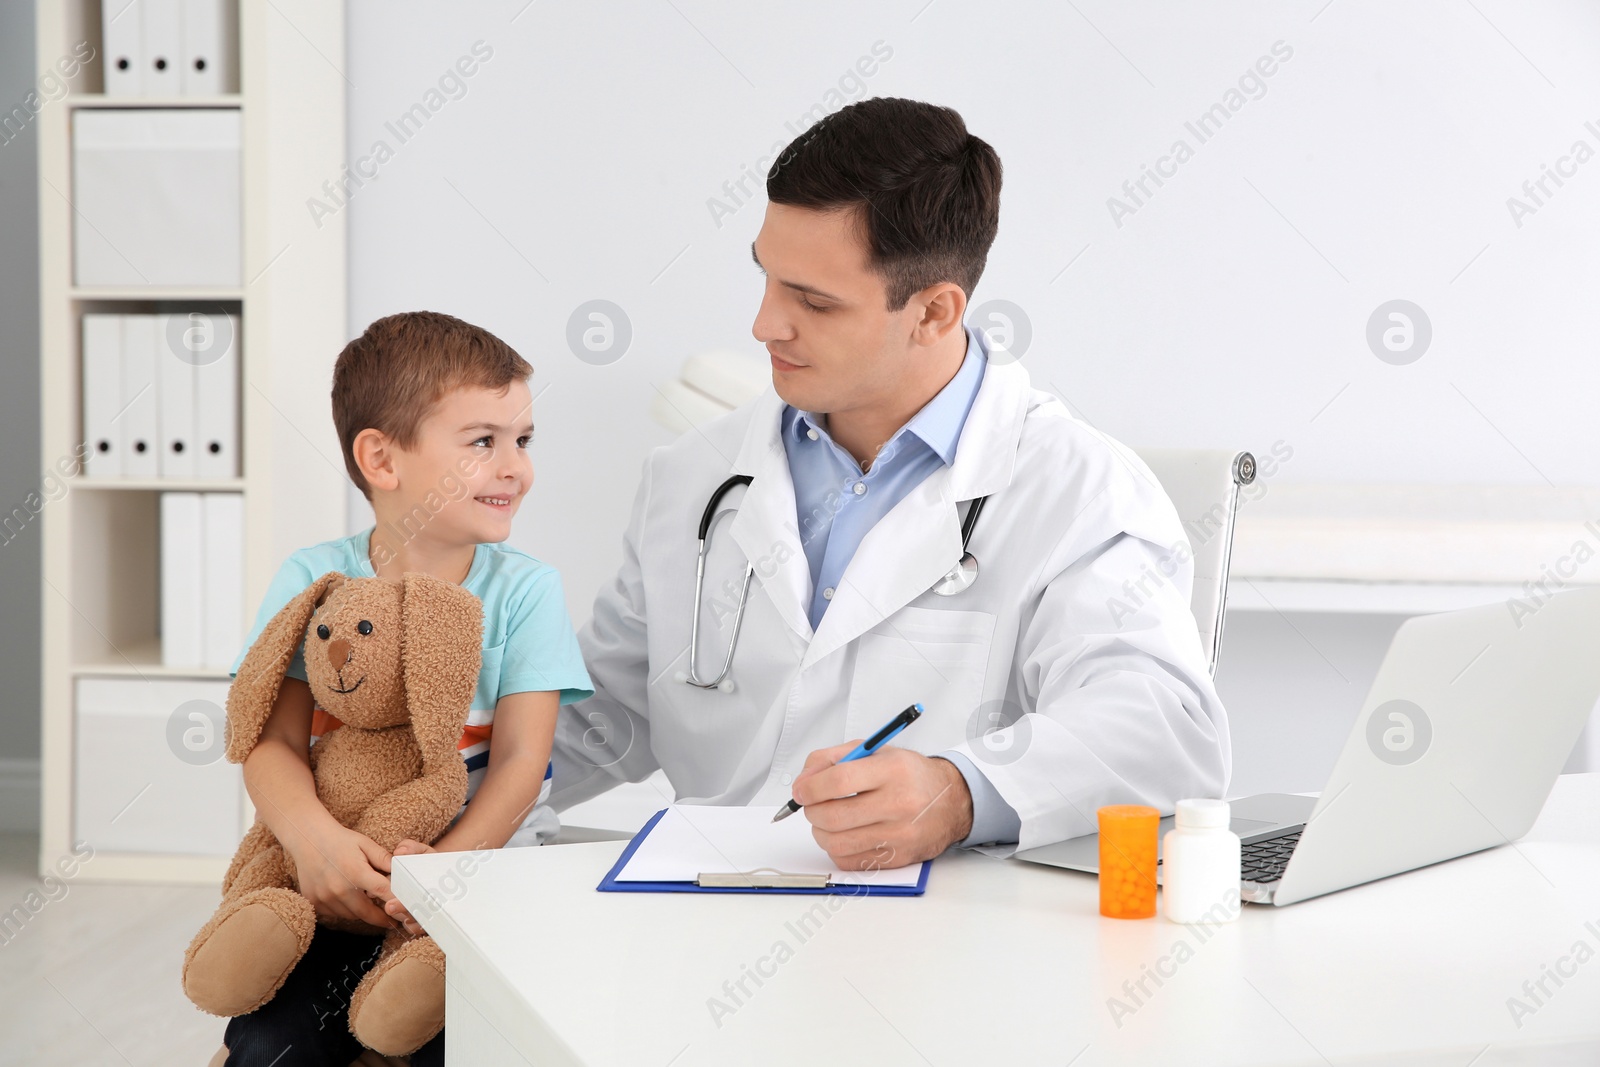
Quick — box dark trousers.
[222,926,445,1067]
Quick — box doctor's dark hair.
[332,310,532,500]
[766,97,1002,311]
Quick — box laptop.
[1015,586,1600,906]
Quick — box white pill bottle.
[1162,798,1242,924]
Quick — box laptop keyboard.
[1240,830,1301,884]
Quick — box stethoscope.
[679,474,990,691]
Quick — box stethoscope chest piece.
[930,495,988,597]
[932,551,979,596]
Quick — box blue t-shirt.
[233,529,594,845]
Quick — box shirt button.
[822,587,834,600]
[781,773,793,785]
[806,428,819,441]
[853,482,866,495]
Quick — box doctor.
[551,97,1229,867]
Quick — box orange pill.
[1098,804,1159,919]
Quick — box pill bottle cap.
[1175,798,1230,829]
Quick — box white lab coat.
[550,356,1230,854]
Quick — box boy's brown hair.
[332,311,532,499]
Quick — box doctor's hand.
[791,743,974,870]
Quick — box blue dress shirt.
[780,325,1023,847]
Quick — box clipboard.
[597,808,932,896]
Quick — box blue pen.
[771,703,925,823]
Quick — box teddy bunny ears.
[225,571,483,768]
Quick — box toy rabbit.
[182,570,482,1055]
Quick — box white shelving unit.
[37,0,349,883]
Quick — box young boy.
[217,311,592,1066]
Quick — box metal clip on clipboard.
[696,867,830,889]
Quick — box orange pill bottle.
[1097,804,1159,919]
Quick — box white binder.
[161,492,205,668]
[202,492,244,669]
[72,110,242,287]
[102,0,144,97]
[180,0,235,96]
[157,313,197,480]
[141,0,183,96]
[120,314,159,479]
[193,310,239,479]
[82,314,124,478]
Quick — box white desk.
[393,774,1600,1066]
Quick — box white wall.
[341,2,1600,789]
[345,0,1600,617]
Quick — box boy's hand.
[288,824,395,931]
[384,839,435,936]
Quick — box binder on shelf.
[72,110,243,287]
[85,311,240,483]
[102,0,144,98]
[160,492,204,668]
[157,314,198,480]
[161,491,244,668]
[201,492,243,669]
[193,311,240,480]
[180,0,236,96]
[82,314,123,479]
[141,0,183,96]
[121,315,159,479]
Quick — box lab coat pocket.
[845,606,996,755]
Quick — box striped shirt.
[234,530,594,846]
